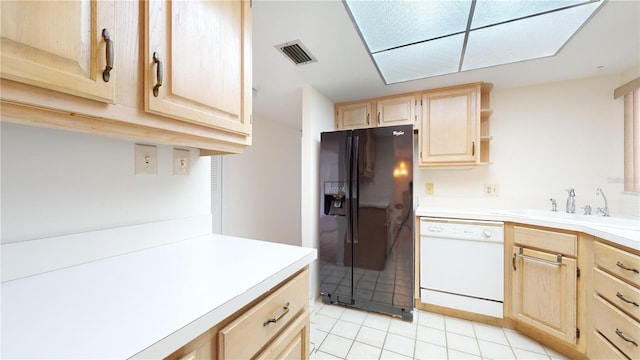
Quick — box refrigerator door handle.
[345,135,354,245]
[352,135,359,245]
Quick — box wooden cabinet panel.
[145,0,251,135]
[594,268,640,321]
[336,102,372,129]
[419,85,479,166]
[218,269,309,359]
[1,0,116,103]
[511,246,577,345]
[593,295,640,359]
[588,329,629,360]
[595,241,640,287]
[513,226,577,256]
[376,96,415,127]
[256,311,309,360]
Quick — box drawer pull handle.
[615,328,638,346]
[616,261,639,274]
[263,302,290,326]
[616,292,640,307]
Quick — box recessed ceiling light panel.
[343,0,604,84]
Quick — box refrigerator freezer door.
[319,130,354,305]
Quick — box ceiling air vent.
[276,40,317,66]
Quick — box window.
[616,77,640,192]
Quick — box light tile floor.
[309,299,569,360]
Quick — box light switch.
[135,144,157,175]
[173,148,190,176]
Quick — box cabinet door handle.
[366,113,370,125]
[377,112,381,125]
[616,261,639,274]
[472,141,475,156]
[263,302,290,326]
[153,52,163,97]
[102,29,114,82]
[617,292,640,307]
[514,247,563,267]
[615,328,638,346]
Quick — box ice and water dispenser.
[323,181,346,216]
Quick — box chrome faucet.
[596,188,610,216]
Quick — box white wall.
[221,116,302,246]
[1,122,211,244]
[415,74,639,217]
[301,85,335,300]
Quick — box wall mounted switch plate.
[135,144,157,175]
[173,148,190,176]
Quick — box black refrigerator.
[319,124,414,321]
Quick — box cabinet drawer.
[595,241,640,288]
[593,295,640,359]
[588,329,629,360]
[256,310,309,360]
[594,268,640,321]
[218,269,309,359]
[513,226,577,256]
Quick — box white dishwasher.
[419,217,504,318]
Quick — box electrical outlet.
[134,144,157,175]
[484,184,499,197]
[426,183,434,195]
[173,148,190,176]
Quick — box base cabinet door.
[511,246,578,345]
[145,0,252,135]
[1,0,116,103]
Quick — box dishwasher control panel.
[420,218,504,242]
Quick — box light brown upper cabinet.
[419,84,480,167]
[145,0,252,136]
[1,1,252,155]
[336,101,373,129]
[336,95,417,130]
[376,95,417,127]
[0,0,116,103]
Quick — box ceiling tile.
[373,34,465,84]
[345,0,471,52]
[471,0,590,28]
[463,1,603,71]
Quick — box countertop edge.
[131,249,316,359]
[415,208,639,251]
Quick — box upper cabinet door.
[145,0,252,136]
[376,95,416,127]
[0,0,116,103]
[336,101,372,129]
[419,85,479,166]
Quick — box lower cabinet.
[167,268,310,360]
[510,225,579,346]
[588,240,640,360]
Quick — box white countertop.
[416,207,640,251]
[1,234,317,359]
